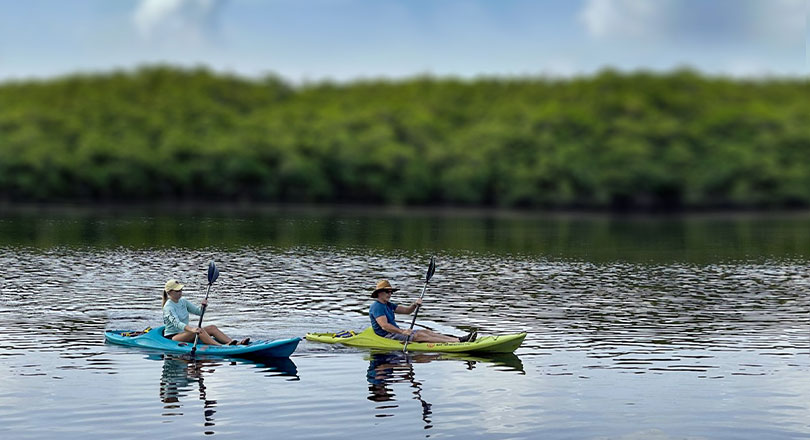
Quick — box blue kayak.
[105,326,300,358]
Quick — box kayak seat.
[335,330,356,338]
[121,327,152,337]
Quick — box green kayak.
[305,327,526,353]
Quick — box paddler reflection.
[159,353,299,432]
[160,355,220,434]
[158,354,299,421]
[366,350,526,428]
[367,352,436,429]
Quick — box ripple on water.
[1,247,809,438]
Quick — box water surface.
[1,209,809,439]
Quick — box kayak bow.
[105,326,300,358]
[306,327,526,354]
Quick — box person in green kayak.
[369,279,476,343]
[162,279,249,346]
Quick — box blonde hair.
[162,279,184,307]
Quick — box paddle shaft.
[190,283,213,354]
[402,281,429,351]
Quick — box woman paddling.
[369,279,476,343]
[162,279,249,346]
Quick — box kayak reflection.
[366,351,524,429]
[159,356,221,435]
[156,354,299,435]
[432,352,525,373]
[241,354,300,379]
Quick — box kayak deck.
[105,326,300,358]
[305,327,526,353]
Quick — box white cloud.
[750,0,806,44]
[579,0,667,39]
[133,0,225,44]
[580,0,805,45]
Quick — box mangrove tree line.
[0,66,808,209]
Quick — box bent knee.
[204,325,218,332]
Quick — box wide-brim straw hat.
[371,279,399,298]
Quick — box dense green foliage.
[1,66,808,209]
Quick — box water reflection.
[367,352,435,429]
[438,352,525,373]
[1,209,808,438]
[156,354,298,436]
[366,351,525,431]
[159,356,220,435]
[1,208,808,262]
[241,355,300,379]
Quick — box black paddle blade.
[207,260,220,284]
[426,256,436,282]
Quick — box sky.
[0,0,807,82]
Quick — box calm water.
[1,208,809,439]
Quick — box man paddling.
[369,279,476,343]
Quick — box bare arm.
[395,298,422,315]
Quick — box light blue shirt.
[163,298,203,335]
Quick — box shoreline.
[1,201,809,220]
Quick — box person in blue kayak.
[162,279,249,346]
[370,279,476,343]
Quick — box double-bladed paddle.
[403,256,436,352]
[191,260,220,355]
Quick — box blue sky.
[0,0,806,82]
